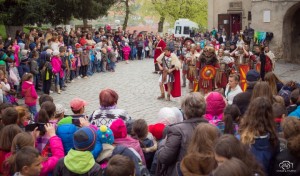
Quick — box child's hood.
[64,149,95,174]
[22,81,34,89]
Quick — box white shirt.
[225,84,243,105]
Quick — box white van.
[174,19,199,38]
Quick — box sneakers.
[71,80,75,83]
[77,76,81,79]
[83,76,88,79]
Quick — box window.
[175,26,181,34]
[183,26,190,35]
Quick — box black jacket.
[271,149,300,176]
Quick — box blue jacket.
[250,134,279,175]
[56,117,102,159]
[288,106,300,119]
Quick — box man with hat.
[156,47,181,101]
[232,69,261,115]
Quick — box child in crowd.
[271,117,300,175]
[179,123,219,176]
[212,158,253,176]
[80,48,89,78]
[55,103,66,121]
[105,155,135,176]
[0,125,22,175]
[239,97,279,175]
[216,104,240,135]
[123,43,131,64]
[288,88,300,118]
[21,73,38,117]
[3,124,64,176]
[272,102,288,133]
[287,88,300,114]
[40,53,53,95]
[29,51,39,90]
[51,50,63,94]
[0,70,11,103]
[13,146,42,176]
[70,51,78,82]
[214,134,265,175]
[205,92,226,125]
[53,127,101,175]
[1,107,18,126]
[15,106,30,130]
[110,118,146,165]
[132,119,157,170]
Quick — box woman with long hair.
[251,81,274,104]
[264,72,284,95]
[212,158,253,176]
[214,134,265,176]
[239,97,279,174]
[179,123,219,175]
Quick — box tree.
[151,0,207,32]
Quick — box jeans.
[70,70,76,81]
[54,73,64,88]
[87,61,93,76]
[28,105,37,118]
[109,62,116,71]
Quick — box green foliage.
[0,24,6,39]
[137,0,207,31]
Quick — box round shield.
[200,65,217,80]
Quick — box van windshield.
[175,26,182,34]
[183,26,190,35]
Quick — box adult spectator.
[89,89,131,127]
[156,92,208,175]
[225,74,242,105]
[232,70,260,115]
[264,72,284,95]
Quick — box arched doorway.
[283,2,300,63]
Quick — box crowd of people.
[0,25,299,176]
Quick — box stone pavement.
[51,59,188,124]
[48,59,300,123]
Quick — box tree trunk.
[83,19,88,27]
[5,25,23,39]
[158,16,165,33]
[123,0,130,31]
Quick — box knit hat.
[21,50,28,57]
[29,43,36,51]
[52,50,59,56]
[73,127,96,151]
[246,70,260,82]
[148,123,166,140]
[70,98,87,111]
[157,107,177,125]
[55,103,67,114]
[110,118,127,139]
[98,125,114,144]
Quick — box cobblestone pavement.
[49,59,300,123]
[51,59,188,124]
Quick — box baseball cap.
[55,103,67,114]
[70,98,87,111]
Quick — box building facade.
[208,0,300,63]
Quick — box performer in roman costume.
[196,46,219,94]
[153,34,166,73]
[185,44,200,91]
[157,47,181,101]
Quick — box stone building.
[208,0,300,63]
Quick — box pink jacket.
[51,56,64,78]
[114,136,146,165]
[39,135,64,176]
[205,92,226,124]
[21,81,37,106]
[122,46,131,55]
[12,44,20,67]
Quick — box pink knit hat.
[110,118,127,139]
